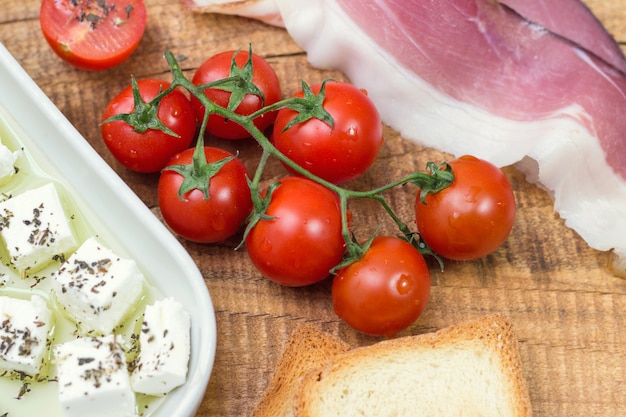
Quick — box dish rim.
[0,42,216,417]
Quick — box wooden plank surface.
[1,1,625,416]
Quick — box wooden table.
[1,1,625,416]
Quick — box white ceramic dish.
[0,42,216,417]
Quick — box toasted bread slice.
[293,314,532,417]
[251,323,351,417]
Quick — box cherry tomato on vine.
[332,236,431,338]
[272,81,383,185]
[415,155,516,261]
[101,78,197,173]
[40,0,147,71]
[158,147,252,244]
[245,177,345,287]
[191,49,282,140]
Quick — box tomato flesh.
[40,0,147,70]
[245,177,345,287]
[272,82,383,185]
[158,147,252,244]
[415,155,516,261]
[332,236,431,338]
[101,79,197,173]
[191,50,282,140]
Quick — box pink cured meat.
[272,0,626,273]
[316,0,626,173]
[500,0,626,73]
[181,0,284,26]
[185,0,626,273]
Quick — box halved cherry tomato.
[272,82,383,185]
[191,49,282,140]
[332,236,431,338]
[40,0,147,71]
[158,147,252,244]
[415,155,516,261]
[245,177,345,286]
[101,78,197,173]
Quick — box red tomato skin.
[101,79,197,173]
[332,236,431,338]
[415,155,516,261]
[191,50,282,140]
[245,177,345,287]
[272,82,383,185]
[158,147,252,244]
[40,0,147,71]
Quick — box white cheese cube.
[0,140,19,183]
[0,182,77,274]
[0,295,52,376]
[52,237,144,335]
[54,335,137,417]
[131,297,191,395]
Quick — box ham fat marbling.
[184,0,626,275]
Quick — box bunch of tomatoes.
[100,47,516,338]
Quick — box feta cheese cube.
[0,295,53,376]
[54,335,137,417]
[52,237,144,335]
[0,139,19,183]
[0,182,77,274]
[131,297,191,395]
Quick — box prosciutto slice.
[186,0,626,275]
[181,0,284,26]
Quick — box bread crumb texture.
[251,323,350,417]
[289,315,532,417]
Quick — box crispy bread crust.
[293,314,532,417]
[250,323,350,417]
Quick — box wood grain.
[1,1,625,416]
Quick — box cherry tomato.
[245,177,345,287]
[191,49,282,140]
[158,147,252,244]
[272,82,383,185]
[40,0,147,71]
[101,79,197,173]
[415,155,516,261]
[332,236,431,338]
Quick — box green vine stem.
[119,50,454,269]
